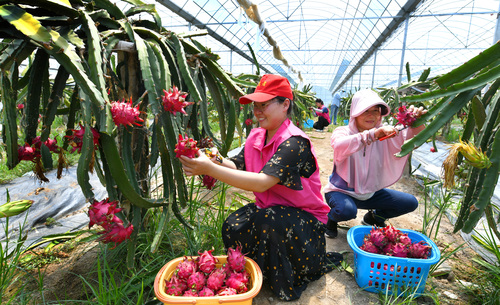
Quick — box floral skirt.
[222,203,342,301]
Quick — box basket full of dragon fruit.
[154,246,262,305]
[347,225,440,296]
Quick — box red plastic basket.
[347,226,440,296]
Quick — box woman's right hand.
[375,125,397,140]
[179,151,214,176]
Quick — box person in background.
[179,74,342,301]
[309,98,330,131]
[323,89,427,238]
[330,90,343,125]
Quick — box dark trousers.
[325,188,418,222]
[313,116,330,130]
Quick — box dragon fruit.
[217,287,238,296]
[391,242,409,258]
[383,225,402,243]
[367,227,387,248]
[165,275,188,296]
[187,271,206,291]
[65,123,100,153]
[360,241,379,254]
[197,250,218,274]
[227,245,246,272]
[360,225,432,259]
[206,268,227,291]
[202,175,217,190]
[183,289,198,297]
[175,134,199,158]
[110,98,144,127]
[198,286,215,297]
[176,257,197,280]
[408,241,431,259]
[395,105,417,127]
[226,271,249,293]
[162,86,193,115]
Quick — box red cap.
[239,74,293,104]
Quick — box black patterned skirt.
[222,203,341,301]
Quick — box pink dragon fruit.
[187,271,207,291]
[217,287,238,296]
[382,243,394,256]
[162,86,193,115]
[65,123,100,153]
[197,249,218,274]
[110,98,144,127]
[226,271,249,293]
[88,198,122,229]
[164,275,188,296]
[176,257,197,280]
[206,268,227,291]
[408,241,431,259]
[391,242,409,258]
[227,245,246,272]
[368,228,387,248]
[399,233,412,246]
[360,241,379,254]
[198,286,215,297]
[202,175,218,190]
[395,105,417,127]
[175,134,199,158]
[98,222,134,249]
[183,289,198,297]
[383,225,402,243]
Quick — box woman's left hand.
[408,105,427,118]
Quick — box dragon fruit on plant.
[162,86,193,115]
[110,98,144,127]
[395,105,417,127]
[202,175,217,190]
[65,123,100,153]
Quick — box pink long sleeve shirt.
[323,89,424,199]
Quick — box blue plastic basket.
[347,226,440,296]
[303,119,314,128]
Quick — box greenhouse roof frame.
[144,0,500,103]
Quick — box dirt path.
[252,129,476,305]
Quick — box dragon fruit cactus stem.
[187,271,207,291]
[175,257,197,280]
[197,249,218,274]
[227,245,246,272]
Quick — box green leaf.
[471,96,486,131]
[0,5,51,42]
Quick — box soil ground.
[12,128,479,304]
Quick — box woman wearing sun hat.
[180,74,342,301]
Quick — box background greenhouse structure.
[140,0,500,103]
[2,0,500,304]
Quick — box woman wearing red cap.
[180,74,342,301]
